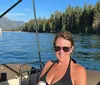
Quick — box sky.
[0,0,99,22]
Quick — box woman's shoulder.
[71,63,87,84]
[45,60,58,67]
[74,63,86,72]
[73,63,86,77]
[45,60,54,67]
[39,60,54,78]
[72,64,87,85]
[42,60,54,72]
[71,58,86,73]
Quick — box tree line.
[17,1,100,34]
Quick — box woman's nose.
[59,48,64,53]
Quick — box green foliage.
[19,1,100,34]
[92,1,100,34]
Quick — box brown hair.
[53,31,74,47]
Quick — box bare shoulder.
[72,63,86,77]
[42,60,53,71]
[75,64,86,74]
[72,63,87,85]
[45,60,53,67]
[40,60,53,77]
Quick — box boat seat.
[86,70,100,85]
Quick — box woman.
[38,31,87,85]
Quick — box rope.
[32,0,42,65]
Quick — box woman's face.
[55,37,73,62]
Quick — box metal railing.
[19,61,44,85]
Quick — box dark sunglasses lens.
[63,47,70,52]
[54,46,61,52]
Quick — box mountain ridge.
[0,17,25,31]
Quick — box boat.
[0,0,100,85]
[0,64,100,85]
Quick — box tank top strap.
[67,58,71,75]
[45,60,56,74]
[39,60,56,83]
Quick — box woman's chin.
[58,57,65,62]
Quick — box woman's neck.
[58,57,70,66]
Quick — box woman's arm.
[75,66,87,85]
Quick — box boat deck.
[0,64,100,85]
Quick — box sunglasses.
[54,46,71,52]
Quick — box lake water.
[0,32,100,71]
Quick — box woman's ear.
[70,45,74,53]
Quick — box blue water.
[0,32,100,71]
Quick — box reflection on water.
[0,32,100,70]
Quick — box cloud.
[24,8,32,12]
[6,13,25,16]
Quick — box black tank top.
[39,59,74,85]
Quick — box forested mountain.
[0,17,25,31]
[19,1,100,34]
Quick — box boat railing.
[19,61,44,85]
